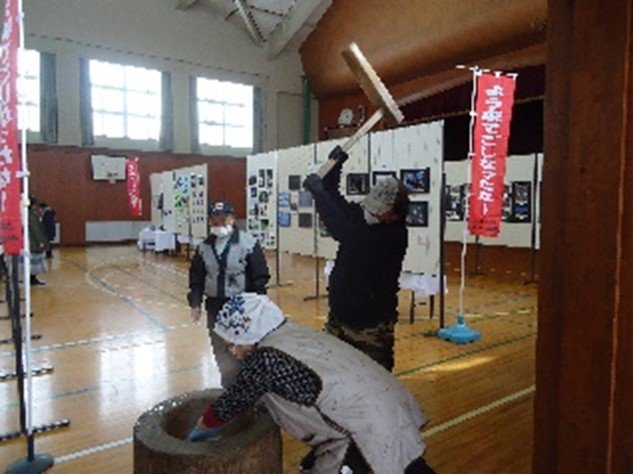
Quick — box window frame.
[89,59,162,150]
[196,76,254,155]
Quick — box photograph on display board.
[258,169,265,187]
[400,168,431,194]
[278,192,290,208]
[259,204,268,216]
[445,184,464,221]
[259,190,269,204]
[250,186,257,198]
[346,173,370,195]
[298,213,313,228]
[298,190,313,208]
[248,175,257,186]
[406,201,429,227]
[248,219,259,231]
[502,185,513,222]
[290,202,298,212]
[266,169,274,188]
[512,181,532,223]
[288,175,302,190]
[372,171,397,186]
[278,212,291,227]
[260,220,270,232]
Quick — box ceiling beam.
[233,0,264,45]
[175,0,199,10]
[266,0,325,59]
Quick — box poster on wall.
[445,184,464,221]
[246,153,278,249]
[400,168,431,194]
[372,171,396,186]
[502,184,513,222]
[406,201,429,227]
[511,181,532,222]
[346,173,370,195]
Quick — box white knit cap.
[213,294,285,345]
[361,176,400,215]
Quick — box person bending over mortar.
[188,294,434,474]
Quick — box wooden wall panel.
[28,146,246,245]
[535,0,633,471]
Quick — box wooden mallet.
[317,42,404,178]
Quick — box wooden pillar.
[535,1,633,472]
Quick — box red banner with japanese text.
[468,73,516,237]
[0,0,23,254]
[126,157,142,217]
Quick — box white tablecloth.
[324,260,447,299]
[399,272,447,299]
[137,228,176,252]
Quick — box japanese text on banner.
[0,0,23,254]
[468,73,516,237]
[126,157,142,217]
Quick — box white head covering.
[213,294,285,345]
[361,176,400,215]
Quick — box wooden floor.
[0,244,537,473]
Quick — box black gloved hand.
[328,145,349,164]
[303,173,323,193]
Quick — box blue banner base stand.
[438,313,481,344]
[6,454,54,474]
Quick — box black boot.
[30,275,45,286]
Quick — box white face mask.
[210,225,233,238]
[363,208,381,225]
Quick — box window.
[90,60,161,141]
[18,49,40,132]
[197,78,253,149]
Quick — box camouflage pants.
[324,317,395,372]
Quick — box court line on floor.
[60,257,166,330]
[422,385,535,438]
[2,329,535,415]
[53,385,536,465]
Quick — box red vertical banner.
[468,73,516,237]
[0,0,23,254]
[126,157,142,217]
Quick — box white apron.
[259,321,427,473]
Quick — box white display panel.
[445,154,542,248]
[277,144,316,256]
[188,164,208,239]
[246,151,278,250]
[150,173,163,228]
[394,121,443,274]
[161,171,176,233]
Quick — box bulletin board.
[188,164,208,239]
[444,154,543,248]
[277,144,316,257]
[246,151,278,250]
[161,171,176,233]
[150,173,163,228]
[392,121,443,274]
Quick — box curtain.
[39,52,58,143]
[253,85,264,153]
[159,71,174,151]
[189,75,199,153]
[79,57,94,146]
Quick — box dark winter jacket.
[41,207,56,241]
[306,162,408,330]
[187,227,270,316]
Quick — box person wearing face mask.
[187,201,270,387]
[187,294,435,474]
[303,146,410,372]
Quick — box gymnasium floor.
[0,245,537,473]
